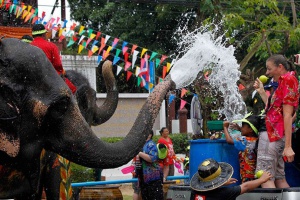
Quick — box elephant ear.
[0,85,21,157]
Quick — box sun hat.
[190,158,233,192]
[232,113,260,135]
[21,35,33,43]
[32,24,47,35]
[157,143,168,159]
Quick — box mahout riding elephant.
[34,62,119,200]
[0,38,175,198]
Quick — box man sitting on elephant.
[31,24,77,94]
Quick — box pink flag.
[160,55,168,65]
[180,100,187,110]
[124,61,132,71]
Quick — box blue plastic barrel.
[189,139,241,186]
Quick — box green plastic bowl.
[207,120,223,131]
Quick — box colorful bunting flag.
[111,38,119,49]
[131,45,138,55]
[124,61,132,71]
[78,44,84,54]
[105,35,111,43]
[180,100,187,110]
[141,48,148,58]
[113,57,120,65]
[96,31,101,40]
[97,55,103,64]
[115,49,121,58]
[116,65,122,76]
[132,50,139,68]
[150,52,158,61]
[238,84,245,91]
[168,94,175,105]
[166,62,171,72]
[162,66,167,79]
[126,71,133,81]
[181,88,188,98]
[160,55,168,65]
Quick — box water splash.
[169,24,246,121]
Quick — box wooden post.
[178,107,188,133]
[60,0,67,50]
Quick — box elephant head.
[0,38,175,198]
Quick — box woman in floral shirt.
[138,130,163,199]
[254,54,299,188]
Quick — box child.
[223,114,260,183]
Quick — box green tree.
[68,0,200,93]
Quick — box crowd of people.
[112,53,300,200]
[21,24,299,199]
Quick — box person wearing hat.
[158,127,177,181]
[253,54,299,188]
[223,114,260,183]
[21,35,33,43]
[31,24,77,94]
[137,130,163,200]
[190,158,272,200]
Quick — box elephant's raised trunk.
[90,61,118,126]
[68,60,119,126]
[53,76,175,169]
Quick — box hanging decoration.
[1,0,234,107]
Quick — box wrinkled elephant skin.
[38,62,119,200]
[0,38,176,198]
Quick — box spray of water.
[169,23,247,121]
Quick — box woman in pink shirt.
[254,54,299,188]
[158,127,176,181]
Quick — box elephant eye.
[49,97,70,119]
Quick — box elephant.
[0,38,176,198]
[35,62,119,200]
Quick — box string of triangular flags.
[169,88,199,111]
[0,0,176,92]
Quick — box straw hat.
[190,158,233,191]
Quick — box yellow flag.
[78,44,84,54]
[141,48,148,58]
[22,10,28,19]
[149,83,154,89]
[166,62,171,72]
[92,45,99,53]
[79,26,85,35]
[90,33,96,39]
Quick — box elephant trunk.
[91,61,118,125]
[54,76,175,169]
